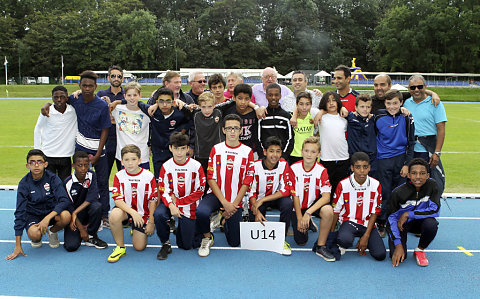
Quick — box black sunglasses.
[409,85,424,90]
[110,74,123,79]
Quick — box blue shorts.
[25,213,57,231]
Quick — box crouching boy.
[155,132,205,260]
[107,145,158,263]
[63,151,108,252]
[332,152,386,261]
[7,149,71,260]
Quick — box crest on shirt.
[44,183,50,192]
[304,181,310,192]
[83,179,91,189]
[170,120,176,127]
[131,186,137,197]
[226,158,234,170]
[266,179,274,190]
[214,116,220,123]
[357,196,363,206]
[178,176,185,188]
[71,189,78,196]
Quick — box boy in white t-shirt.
[111,82,151,169]
[34,86,77,181]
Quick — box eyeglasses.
[110,74,123,79]
[224,126,241,132]
[195,80,207,84]
[28,160,45,166]
[409,85,424,90]
[158,100,173,105]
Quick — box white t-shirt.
[34,104,77,157]
[112,105,151,163]
[319,113,349,161]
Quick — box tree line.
[1,0,479,80]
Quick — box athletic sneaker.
[210,211,223,232]
[282,241,292,256]
[315,245,336,262]
[309,219,318,232]
[85,235,108,249]
[157,241,172,260]
[46,227,60,248]
[102,218,110,229]
[108,246,126,263]
[198,235,214,257]
[377,225,386,238]
[414,250,429,267]
[31,240,42,248]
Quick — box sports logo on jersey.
[158,177,163,183]
[214,116,220,123]
[178,176,185,188]
[170,120,176,127]
[357,196,363,206]
[83,179,91,188]
[131,186,137,197]
[226,158,234,170]
[44,183,50,192]
[304,181,310,192]
[266,178,274,190]
[71,189,78,196]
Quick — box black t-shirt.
[225,106,259,153]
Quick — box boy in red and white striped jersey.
[332,152,386,261]
[154,132,206,260]
[196,114,255,257]
[290,136,335,262]
[249,136,293,256]
[107,145,158,263]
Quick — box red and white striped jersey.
[290,161,331,209]
[249,159,291,206]
[332,174,382,227]
[112,168,158,222]
[158,157,206,219]
[207,141,254,204]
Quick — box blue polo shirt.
[403,96,447,152]
[68,94,111,154]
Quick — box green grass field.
[0,86,479,193]
[2,84,479,102]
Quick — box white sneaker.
[282,241,292,256]
[46,227,60,248]
[339,246,346,256]
[31,240,42,248]
[198,236,214,257]
[210,212,222,232]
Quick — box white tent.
[391,83,408,91]
[314,70,331,77]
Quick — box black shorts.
[113,207,147,233]
[25,213,57,231]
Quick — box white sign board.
[240,222,285,254]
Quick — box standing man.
[187,71,207,104]
[281,71,322,113]
[96,66,125,182]
[252,67,293,108]
[403,75,447,194]
[333,65,358,112]
[372,73,441,115]
[148,71,194,105]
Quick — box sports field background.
[1,85,479,193]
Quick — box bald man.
[252,67,293,107]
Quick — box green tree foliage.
[370,0,480,72]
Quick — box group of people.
[7,65,446,267]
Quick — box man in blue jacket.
[387,158,440,267]
[6,149,71,260]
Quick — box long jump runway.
[0,190,478,298]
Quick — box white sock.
[414,247,423,252]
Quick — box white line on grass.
[0,240,477,253]
[448,116,480,123]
